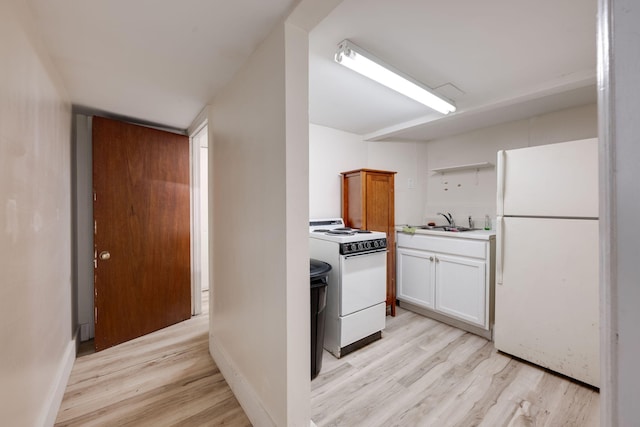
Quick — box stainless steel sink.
[418,225,476,232]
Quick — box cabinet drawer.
[397,233,486,259]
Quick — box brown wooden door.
[93,116,191,351]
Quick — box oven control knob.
[365,241,371,249]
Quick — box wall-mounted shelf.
[431,162,494,174]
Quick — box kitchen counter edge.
[395,226,496,241]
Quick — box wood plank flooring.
[55,291,251,427]
[56,295,599,426]
[311,307,600,427]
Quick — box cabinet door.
[364,172,394,233]
[396,248,435,309]
[435,254,486,327]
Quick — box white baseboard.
[209,333,276,427]
[41,337,76,427]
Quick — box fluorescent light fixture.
[334,39,456,114]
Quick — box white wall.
[367,140,427,225]
[422,103,598,227]
[208,18,310,427]
[309,124,367,218]
[0,1,74,426]
[310,103,597,229]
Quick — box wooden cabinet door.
[397,248,435,309]
[364,172,396,314]
[342,169,397,315]
[364,172,393,232]
[435,254,486,327]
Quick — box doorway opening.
[190,123,210,315]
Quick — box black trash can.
[310,258,331,380]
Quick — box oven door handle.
[342,249,388,259]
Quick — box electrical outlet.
[407,178,416,189]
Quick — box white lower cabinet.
[396,248,435,309]
[396,232,494,333]
[434,254,485,326]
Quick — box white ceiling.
[27,0,597,139]
[26,0,299,131]
[309,0,597,141]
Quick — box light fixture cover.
[334,40,456,114]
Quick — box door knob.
[99,251,111,260]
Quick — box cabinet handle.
[429,256,434,261]
[435,257,439,263]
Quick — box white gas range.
[309,218,387,358]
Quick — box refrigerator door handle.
[496,150,505,216]
[496,216,504,285]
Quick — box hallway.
[55,292,251,426]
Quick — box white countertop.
[395,225,496,241]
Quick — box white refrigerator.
[495,138,599,387]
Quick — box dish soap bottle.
[484,215,491,230]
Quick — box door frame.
[73,114,96,342]
[188,108,209,315]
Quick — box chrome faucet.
[437,212,454,226]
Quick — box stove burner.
[326,230,355,236]
[310,224,374,236]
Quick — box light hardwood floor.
[55,291,251,427]
[56,296,599,426]
[311,307,600,427]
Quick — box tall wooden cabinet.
[341,169,397,316]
